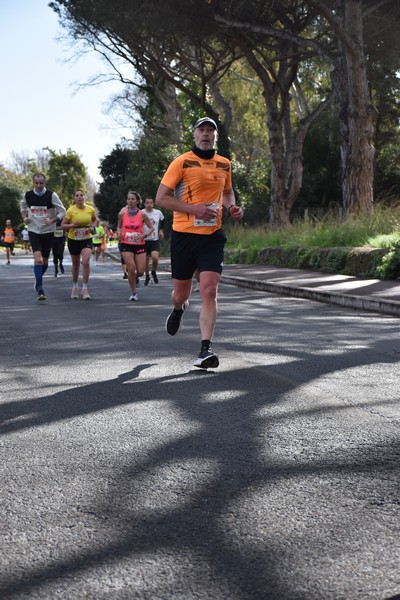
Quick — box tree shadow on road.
[1,333,400,599]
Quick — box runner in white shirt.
[143,197,164,285]
[20,173,66,301]
[21,226,31,253]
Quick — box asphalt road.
[1,254,400,600]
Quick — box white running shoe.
[129,293,138,301]
[37,289,46,302]
[193,349,219,369]
[82,289,91,300]
[71,286,79,299]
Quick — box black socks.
[201,339,211,352]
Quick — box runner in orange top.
[156,116,244,369]
[1,220,18,265]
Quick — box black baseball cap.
[194,117,217,130]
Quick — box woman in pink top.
[117,191,154,301]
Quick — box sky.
[0,0,130,181]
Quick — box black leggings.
[52,239,65,263]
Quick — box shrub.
[327,249,348,273]
[375,247,400,279]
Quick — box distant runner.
[20,173,65,301]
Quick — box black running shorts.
[170,229,227,280]
[119,243,146,255]
[28,231,54,258]
[67,238,93,256]
[145,240,160,256]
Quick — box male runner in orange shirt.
[156,117,244,369]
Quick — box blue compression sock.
[34,265,43,289]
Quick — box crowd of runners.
[3,117,244,368]
[16,175,164,303]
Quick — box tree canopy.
[50,0,400,226]
[0,167,22,229]
[1,148,92,230]
[45,148,88,206]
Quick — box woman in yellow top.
[62,190,96,300]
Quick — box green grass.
[226,204,400,251]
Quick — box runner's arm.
[156,184,217,220]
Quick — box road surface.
[1,254,399,599]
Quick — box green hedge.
[224,245,400,280]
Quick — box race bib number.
[54,230,64,238]
[73,227,89,240]
[194,203,219,227]
[125,232,142,243]
[31,206,48,218]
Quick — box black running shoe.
[165,301,189,336]
[144,275,150,286]
[193,349,219,369]
[59,263,65,274]
[123,272,128,279]
[151,270,159,284]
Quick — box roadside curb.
[106,250,400,318]
[220,274,400,318]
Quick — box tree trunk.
[244,42,333,229]
[267,100,291,228]
[267,104,309,229]
[336,0,375,215]
[245,48,303,229]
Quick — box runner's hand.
[229,206,244,221]
[194,204,218,221]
